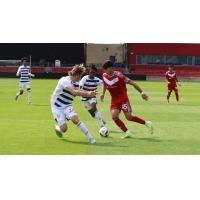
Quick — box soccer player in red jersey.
[100,61,154,138]
[166,66,181,104]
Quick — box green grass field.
[0,78,200,154]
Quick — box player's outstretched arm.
[128,80,149,101]
[29,73,35,77]
[66,87,96,98]
[16,66,21,76]
[175,75,181,86]
[100,83,106,102]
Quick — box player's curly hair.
[68,64,86,76]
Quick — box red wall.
[128,43,200,65]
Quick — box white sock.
[94,111,105,128]
[27,90,31,102]
[77,121,94,139]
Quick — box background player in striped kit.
[50,64,97,144]
[15,57,35,104]
[79,65,106,129]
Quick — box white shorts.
[19,82,31,90]
[51,105,77,126]
[82,97,97,110]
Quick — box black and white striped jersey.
[16,65,31,82]
[79,75,102,101]
[51,76,80,109]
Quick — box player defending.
[100,61,153,138]
[50,64,96,144]
[79,65,106,129]
[166,65,181,104]
[15,57,35,104]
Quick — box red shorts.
[168,84,178,92]
[110,98,132,113]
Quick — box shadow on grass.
[109,130,123,134]
[60,138,128,148]
[179,104,200,107]
[129,137,173,143]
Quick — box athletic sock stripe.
[77,122,81,126]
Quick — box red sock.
[175,92,179,102]
[113,118,128,132]
[167,91,172,102]
[128,116,145,125]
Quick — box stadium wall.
[0,66,146,80]
[128,43,200,65]
[86,43,125,66]
[0,43,85,64]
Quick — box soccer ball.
[99,127,109,137]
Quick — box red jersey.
[166,71,178,87]
[103,71,130,103]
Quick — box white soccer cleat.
[55,125,63,138]
[89,137,96,144]
[145,121,154,135]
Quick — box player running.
[15,57,35,105]
[166,65,181,104]
[79,65,106,129]
[100,61,153,138]
[50,64,96,144]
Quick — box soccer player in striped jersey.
[50,64,97,144]
[79,65,106,129]
[15,57,35,104]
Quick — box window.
[187,56,193,65]
[195,56,200,65]
[137,55,191,65]
[166,56,188,65]
[136,55,165,64]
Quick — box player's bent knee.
[112,116,119,121]
[71,115,79,125]
[125,115,132,120]
[60,124,68,132]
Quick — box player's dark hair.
[103,60,114,70]
[21,57,28,63]
[169,65,174,69]
[90,64,98,72]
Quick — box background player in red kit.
[100,61,154,138]
[166,66,181,104]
